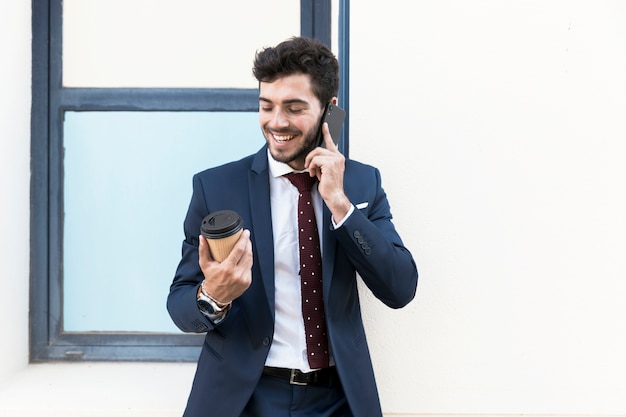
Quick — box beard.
[265,117,322,166]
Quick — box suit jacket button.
[263,337,270,347]
[353,230,361,239]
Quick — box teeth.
[274,134,295,142]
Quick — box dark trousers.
[241,369,353,417]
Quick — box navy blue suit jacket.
[167,145,418,417]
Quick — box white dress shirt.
[264,150,352,372]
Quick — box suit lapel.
[248,147,276,311]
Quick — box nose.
[269,109,289,129]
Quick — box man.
[167,36,418,417]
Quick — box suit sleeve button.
[263,337,270,347]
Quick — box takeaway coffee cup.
[200,210,244,262]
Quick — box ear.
[330,96,338,105]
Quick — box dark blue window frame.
[30,0,350,361]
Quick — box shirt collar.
[267,149,308,178]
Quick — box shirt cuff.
[331,204,355,229]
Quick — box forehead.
[259,73,318,104]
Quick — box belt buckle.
[289,369,307,386]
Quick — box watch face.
[197,298,216,314]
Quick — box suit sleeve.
[333,167,418,308]
[166,173,216,333]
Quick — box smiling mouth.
[272,133,296,142]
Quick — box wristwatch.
[197,286,231,315]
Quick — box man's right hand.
[198,229,253,304]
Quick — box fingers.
[198,234,214,265]
[321,122,337,149]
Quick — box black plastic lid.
[200,210,244,239]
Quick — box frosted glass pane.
[63,0,300,88]
[63,111,263,332]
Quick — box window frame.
[30,0,350,362]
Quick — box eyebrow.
[258,97,310,106]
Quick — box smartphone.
[316,102,346,147]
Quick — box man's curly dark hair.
[252,36,340,107]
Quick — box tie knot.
[284,172,317,193]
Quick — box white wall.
[0,0,31,379]
[352,0,626,415]
[2,1,626,416]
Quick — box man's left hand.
[305,122,352,222]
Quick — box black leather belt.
[262,366,336,386]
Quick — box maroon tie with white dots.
[284,172,330,369]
